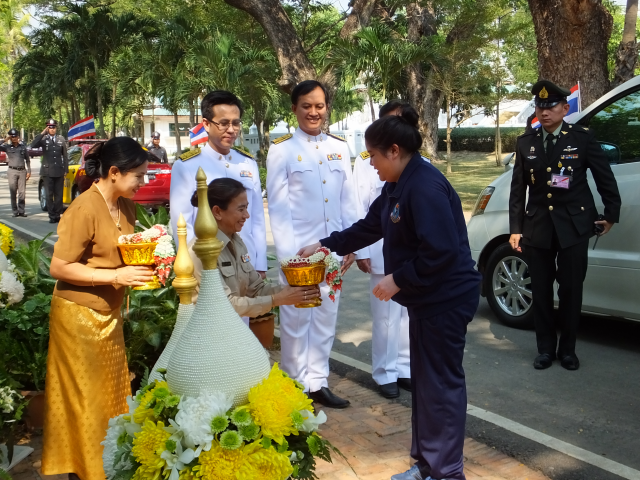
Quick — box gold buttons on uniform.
[316,145,319,149]
[581,207,584,211]
[323,180,326,184]
[326,218,329,222]
[530,169,533,173]
[547,167,551,172]
[547,181,551,185]
[547,193,552,198]
[549,206,553,211]
[325,198,328,203]
[319,160,323,164]
[226,163,229,168]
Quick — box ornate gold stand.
[117,242,161,290]
[281,264,326,308]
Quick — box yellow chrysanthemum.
[245,444,293,480]
[132,420,171,480]
[0,224,15,256]
[194,441,250,480]
[247,364,313,444]
[178,467,197,480]
[134,381,169,424]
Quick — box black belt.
[8,167,25,171]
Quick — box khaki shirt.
[189,231,281,317]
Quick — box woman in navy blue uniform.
[299,107,481,480]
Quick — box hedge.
[437,127,525,153]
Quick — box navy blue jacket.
[321,153,481,318]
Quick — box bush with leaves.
[437,127,525,153]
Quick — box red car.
[0,151,6,163]
[38,141,172,211]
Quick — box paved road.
[1,173,638,479]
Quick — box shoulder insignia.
[231,146,254,159]
[360,151,370,159]
[327,132,346,142]
[179,147,201,161]
[583,127,589,131]
[561,131,568,135]
[272,134,293,145]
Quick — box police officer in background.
[267,80,358,408]
[509,80,621,371]
[0,128,31,217]
[147,131,168,163]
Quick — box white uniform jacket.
[352,151,431,274]
[170,142,267,271]
[267,128,359,261]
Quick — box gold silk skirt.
[42,295,131,480]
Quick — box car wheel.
[484,242,534,329]
[39,182,47,211]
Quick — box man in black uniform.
[509,80,621,371]
[147,131,168,163]
[0,128,31,217]
[31,119,68,223]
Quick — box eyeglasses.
[207,118,242,131]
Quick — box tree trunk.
[189,97,196,127]
[340,0,380,39]
[612,0,639,88]
[93,59,106,138]
[495,93,502,166]
[140,112,145,145]
[151,102,155,135]
[368,92,376,121]
[111,84,118,138]
[173,111,182,155]
[9,80,14,128]
[446,95,452,175]
[528,0,613,108]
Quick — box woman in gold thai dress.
[43,137,153,480]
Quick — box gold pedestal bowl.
[281,264,326,308]
[117,242,161,290]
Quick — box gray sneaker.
[390,465,423,480]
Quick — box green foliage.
[9,233,56,296]
[259,167,267,193]
[437,127,525,152]
[0,292,51,391]
[135,204,169,231]
[0,467,11,480]
[122,286,178,380]
[287,432,341,480]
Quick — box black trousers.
[525,232,589,357]
[45,176,64,220]
[410,296,478,480]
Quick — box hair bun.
[84,142,105,178]
[399,105,420,129]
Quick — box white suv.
[467,77,640,328]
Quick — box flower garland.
[280,246,342,301]
[103,364,335,480]
[119,225,176,286]
[0,223,15,256]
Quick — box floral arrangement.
[103,364,336,480]
[0,386,27,463]
[280,247,342,301]
[0,224,14,256]
[119,225,176,285]
[0,263,24,308]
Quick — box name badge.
[221,261,232,267]
[551,174,570,189]
[241,253,251,263]
[327,153,342,161]
[240,170,253,178]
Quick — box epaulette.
[360,151,370,160]
[327,132,346,142]
[231,146,254,159]
[272,134,292,145]
[419,150,432,160]
[179,147,201,161]
[518,127,539,138]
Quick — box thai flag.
[68,115,96,141]
[531,83,581,129]
[189,123,208,145]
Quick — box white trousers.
[370,273,411,385]
[279,278,340,392]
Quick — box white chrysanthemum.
[101,414,126,480]
[0,271,24,305]
[172,392,233,450]
[154,241,175,258]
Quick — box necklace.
[95,184,121,230]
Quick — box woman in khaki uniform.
[188,178,319,319]
[45,138,154,480]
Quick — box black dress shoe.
[11,213,18,217]
[533,353,555,370]
[308,387,350,409]
[559,354,580,370]
[18,213,27,217]
[379,382,400,399]
[397,378,412,392]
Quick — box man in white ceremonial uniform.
[267,80,358,408]
[353,101,431,399]
[170,91,267,281]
